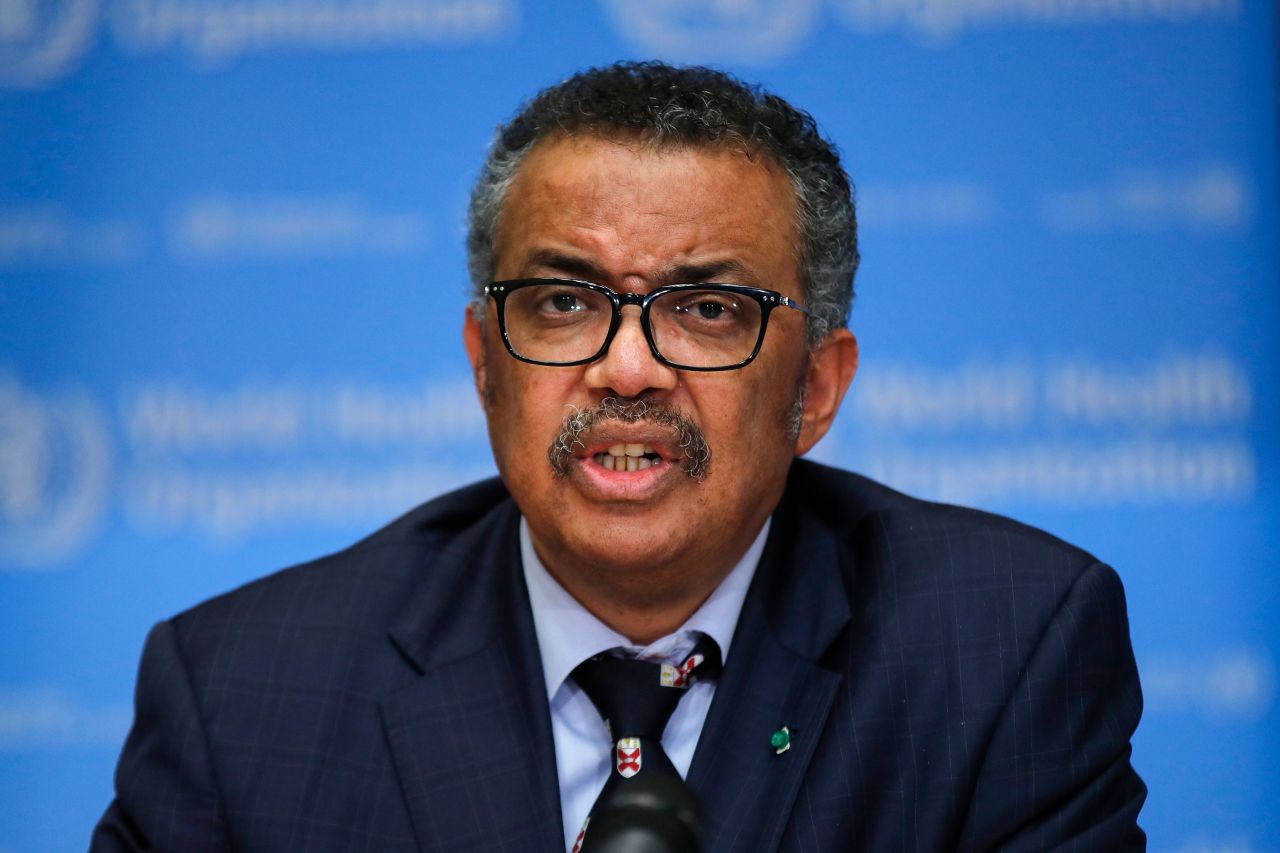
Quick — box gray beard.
[784,381,806,443]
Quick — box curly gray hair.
[466,61,858,346]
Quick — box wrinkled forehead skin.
[490,129,807,303]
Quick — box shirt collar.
[521,516,768,702]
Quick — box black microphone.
[579,774,702,853]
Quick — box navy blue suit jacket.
[92,460,1146,851]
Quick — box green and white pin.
[770,725,791,755]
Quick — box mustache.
[548,397,712,482]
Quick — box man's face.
[465,134,852,595]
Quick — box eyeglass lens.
[502,282,764,368]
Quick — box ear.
[794,328,858,457]
[462,304,489,410]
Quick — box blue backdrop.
[2,1,1277,850]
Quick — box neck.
[543,555,727,645]
[529,523,765,645]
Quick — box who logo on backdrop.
[0,374,112,570]
[0,0,97,88]
[603,0,819,63]
[0,0,513,86]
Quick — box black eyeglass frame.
[484,277,811,371]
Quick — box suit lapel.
[688,494,853,852]
[380,502,563,853]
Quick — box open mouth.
[591,443,663,472]
[548,398,711,482]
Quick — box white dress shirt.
[520,518,768,852]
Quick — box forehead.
[492,134,801,288]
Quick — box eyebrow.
[523,250,757,286]
[663,259,754,284]
[525,250,604,280]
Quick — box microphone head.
[579,774,701,853]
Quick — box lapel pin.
[770,725,791,755]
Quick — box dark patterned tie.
[570,633,722,853]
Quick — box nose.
[583,306,678,399]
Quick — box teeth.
[605,443,653,458]
[594,446,659,472]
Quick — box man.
[93,62,1146,852]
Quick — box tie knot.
[571,633,722,740]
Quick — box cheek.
[486,359,578,447]
[695,374,804,478]
[697,370,793,437]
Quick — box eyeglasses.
[485,278,810,371]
